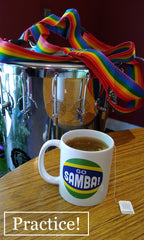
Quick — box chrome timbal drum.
[0,62,109,170]
[0,61,108,170]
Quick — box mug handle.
[38,139,60,184]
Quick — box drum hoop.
[11,61,88,70]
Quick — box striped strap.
[0,8,144,113]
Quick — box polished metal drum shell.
[0,61,97,170]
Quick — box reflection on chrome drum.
[0,62,109,171]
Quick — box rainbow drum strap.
[0,8,144,113]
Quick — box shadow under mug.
[38,129,114,206]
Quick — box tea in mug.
[66,137,108,151]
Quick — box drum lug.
[18,71,38,120]
[108,88,117,105]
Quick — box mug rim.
[61,129,114,153]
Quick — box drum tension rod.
[0,70,14,116]
[52,72,59,139]
[19,71,38,120]
[76,72,90,124]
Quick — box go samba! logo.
[63,158,103,199]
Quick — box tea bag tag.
[118,201,135,214]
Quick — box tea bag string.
[113,145,135,215]
[113,145,119,204]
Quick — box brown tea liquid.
[66,137,108,151]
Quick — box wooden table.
[0,128,144,239]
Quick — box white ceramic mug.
[38,129,114,206]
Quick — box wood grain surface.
[0,128,144,239]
